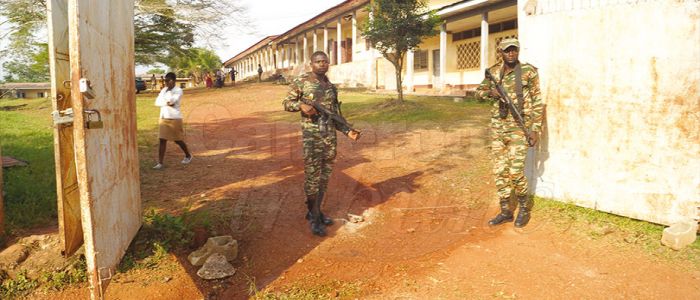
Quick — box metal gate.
[48,1,141,299]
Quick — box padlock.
[86,119,104,129]
[85,109,103,129]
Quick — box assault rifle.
[485,69,534,147]
[307,100,361,138]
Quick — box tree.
[361,0,440,102]
[0,0,250,81]
[147,68,166,74]
[0,0,49,82]
[2,43,50,83]
[169,48,221,85]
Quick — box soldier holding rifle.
[476,38,544,228]
[283,51,361,237]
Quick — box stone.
[661,221,698,251]
[188,236,238,266]
[0,244,30,270]
[196,253,236,280]
[347,213,364,223]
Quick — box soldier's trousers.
[491,128,528,199]
[302,124,337,196]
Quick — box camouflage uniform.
[477,61,543,203]
[283,72,351,197]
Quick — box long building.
[224,0,518,95]
[0,82,51,99]
[224,0,700,226]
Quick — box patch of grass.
[0,254,87,297]
[269,91,489,128]
[135,94,161,168]
[0,95,162,232]
[250,277,363,300]
[0,270,39,299]
[535,197,700,269]
[39,255,88,291]
[341,93,487,125]
[0,98,57,231]
[117,209,211,273]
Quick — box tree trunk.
[395,68,403,102]
[387,52,404,102]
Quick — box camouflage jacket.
[282,72,351,134]
[476,61,544,134]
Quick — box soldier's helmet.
[499,38,520,51]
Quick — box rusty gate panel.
[48,0,83,257]
[0,146,4,234]
[66,0,141,298]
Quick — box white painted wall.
[520,0,700,225]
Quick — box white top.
[154,86,183,119]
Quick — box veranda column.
[303,32,308,63]
[480,12,489,73]
[406,50,414,92]
[439,22,447,90]
[351,10,357,62]
[323,25,328,54]
[272,47,280,70]
[336,17,342,64]
[295,36,300,66]
[313,29,318,52]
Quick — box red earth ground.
[31,83,699,299]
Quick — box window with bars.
[457,41,480,69]
[414,50,428,70]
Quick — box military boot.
[304,195,314,220]
[307,193,326,237]
[316,191,333,226]
[514,195,531,228]
[305,193,333,226]
[488,197,514,226]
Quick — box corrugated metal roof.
[223,35,279,67]
[0,82,51,90]
[222,0,370,67]
[272,0,369,45]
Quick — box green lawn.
[270,91,489,127]
[0,98,57,231]
[0,95,160,232]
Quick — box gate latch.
[52,108,74,126]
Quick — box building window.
[457,41,480,69]
[453,19,517,43]
[453,28,480,42]
[413,50,428,70]
[38,92,45,98]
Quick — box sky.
[0,1,347,77]
[135,0,346,74]
[214,0,346,63]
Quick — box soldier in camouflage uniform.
[283,51,361,236]
[476,38,543,228]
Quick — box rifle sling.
[514,62,524,113]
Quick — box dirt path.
[36,83,699,299]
